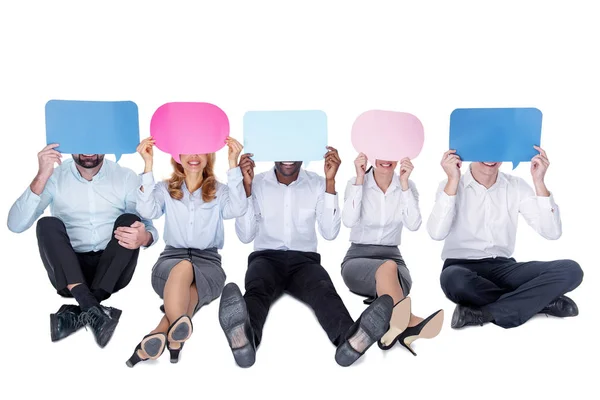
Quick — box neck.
[75,161,103,181]
[471,166,498,189]
[185,171,204,193]
[275,169,299,186]
[373,169,393,193]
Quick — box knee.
[114,213,141,228]
[440,267,468,296]
[36,216,65,235]
[168,260,193,278]
[375,260,398,280]
[560,260,583,289]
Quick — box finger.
[115,226,138,234]
[42,143,60,151]
[130,221,144,228]
[443,149,457,158]
[118,240,134,249]
[326,146,338,152]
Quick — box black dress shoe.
[79,305,119,348]
[335,295,394,367]
[218,283,256,368]
[539,295,579,318]
[451,304,493,329]
[50,304,84,342]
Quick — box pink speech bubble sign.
[150,102,229,163]
[351,110,424,163]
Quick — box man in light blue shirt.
[8,145,158,348]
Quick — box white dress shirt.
[137,168,247,249]
[235,168,341,252]
[343,169,422,246]
[427,168,562,260]
[7,159,158,252]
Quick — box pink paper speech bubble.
[351,110,424,163]
[150,102,229,163]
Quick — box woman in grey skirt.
[341,152,443,356]
[125,136,247,367]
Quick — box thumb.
[130,221,144,228]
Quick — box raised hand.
[37,144,62,179]
[399,157,414,190]
[136,137,155,172]
[239,153,255,196]
[226,137,244,168]
[441,150,462,182]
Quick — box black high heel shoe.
[167,314,193,344]
[377,297,411,350]
[396,309,444,356]
[167,341,184,363]
[125,332,167,367]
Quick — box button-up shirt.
[427,169,562,260]
[7,159,158,253]
[343,169,421,246]
[235,169,341,252]
[137,168,247,249]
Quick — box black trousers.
[36,214,141,299]
[244,250,354,347]
[440,257,583,328]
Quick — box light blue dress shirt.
[7,159,158,253]
[137,167,247,250]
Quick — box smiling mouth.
[282,162,295,166]
[483,162,498,167]
[188,161,200,166]
[380,163,392,167]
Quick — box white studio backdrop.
[0,1,597,400]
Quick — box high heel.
[377,297,411,350]
[397,309,444,356]
[125,332,167,367]
[167,341,184,363]
[167,314,193,343]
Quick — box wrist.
[144,162,153,174]
[229,160,238,169]
[400,180,409,191]
[326,178,336,194]
[355,175,364,185]
[244,183,252,197]
[144,231,153,246]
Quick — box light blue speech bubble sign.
[243,110,328,163]
[45,100,140,161]
[449,107,543,169]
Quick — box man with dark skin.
[218,147,393,367]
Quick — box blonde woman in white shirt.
[341,153,443,356]
[125,136,247,367]
[428,147,583,329]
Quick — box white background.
[1,1,597,399]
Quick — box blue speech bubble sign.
[449,108,543,169]
[45,100,140,161]
[243,110,328,162]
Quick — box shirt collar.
[365,168,400,192]
[267,167,306,186]
[70,158,108,182]
[463,166,508,190]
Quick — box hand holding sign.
[351,110,424,165]
[449,108,543,170]
[151,102,229,163]
[45,100,140,161]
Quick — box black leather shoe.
[451,304,493,329]
[539,295,579,318]
[80,305,119,348]
[335,295,394,367]
[218,283,256,368]
[50,304,84,342]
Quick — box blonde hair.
[167,154,217,202]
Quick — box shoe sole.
[379,297,412,348]
[168,316,193,343]
[50,313,59,342]
[335,296,393,367]
[142,333,167,359]
[403,310,445,348]
[218,283,255,368]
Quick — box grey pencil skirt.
[341,243,412,298]
[151,246,226,314]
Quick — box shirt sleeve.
[235,194,260,244]
[517,178,562,240]
[342,178,362,228]
[220,167,248,220]
[7,178,55,233]
[426,180,457,240]
[125,171,159,247]
[316,178,341,240]
[400,180,422,231]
